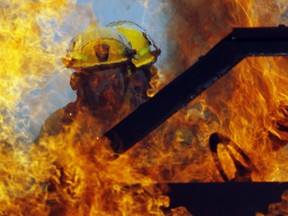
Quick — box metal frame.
[105,26,288,153]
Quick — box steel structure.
[105,26,288,153]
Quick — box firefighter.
[38,22,161,137]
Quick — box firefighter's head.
[62,24,136,71]
[62,22,160,117]
[63,21,161,71]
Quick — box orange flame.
[0,0,173,215]
[129,0,288,183]
[2,0,288,215]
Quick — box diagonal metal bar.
[105,26,288,153]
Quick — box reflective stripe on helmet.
[107,21,161,68]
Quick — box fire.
[129,0,288,183]
[0,0,172,215]
[0,0,76,211]
[2,0,288,215]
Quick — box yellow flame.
[129,0,288,184]
[2,0,288,215]
[0,0,173,215]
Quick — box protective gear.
[62,24,136,70]
[63,21,161,71]
[107,21,161,68]
[39,21,161,139]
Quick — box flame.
[2,0,288,215]
[0,0,172,215]
[0,0,197,214]
[129,0,288,184]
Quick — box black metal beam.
[168,182,288,216]
[105,26,288,153]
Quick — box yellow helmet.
[62,24,136,70]
[107,21,161,68]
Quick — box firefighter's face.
[83,68,126,114]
